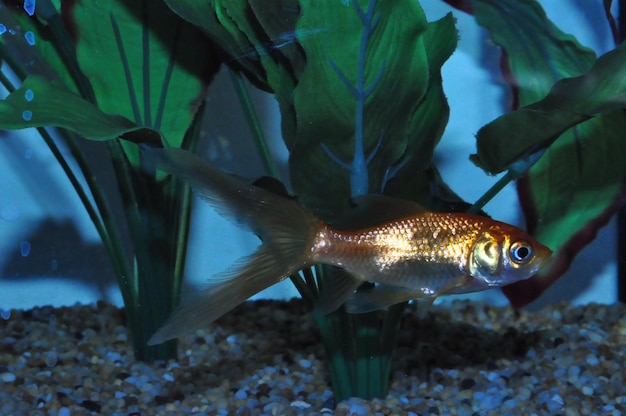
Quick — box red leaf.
[441,0,474,14]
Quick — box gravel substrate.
[0,299,625,415]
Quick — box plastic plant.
[2,0,626,402]
[445,0,626,307]
[0,0,220,361]
[155,0,626,399]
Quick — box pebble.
[0,372,16,383]
[585,354,599,366]
[290,400,311,409]
[0,300,625,414]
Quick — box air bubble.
[23,0,36,16]
[25,89,34,102]
[22,110,32,121]
[20,241,31,257]
[24,31,35,45]
[0,24,6,35]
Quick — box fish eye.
[510,241,533,264]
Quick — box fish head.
[468,223,552,288]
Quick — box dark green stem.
[228,68,281,179]
[301,267,319,298]
[109,140,177,361]
[311,266,403,401]
[228,67,325,307]
[42,11,96,102]
[289,272,317,308]
[0,54,134,309]
[314,312,354,401]
[170,103,206,305]
[467,171,513,214]
[39,10,148,351]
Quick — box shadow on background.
[1,219,113,301]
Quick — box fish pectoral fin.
[313,269,362,316]
[345,284,425,314]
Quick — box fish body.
[311,212,551,313]
[146,148,552,345]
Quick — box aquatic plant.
[1,0,625,402]
[0,0,220,361]
[446,0,626,307]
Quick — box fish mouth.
[535,245,554,270]
[494,245,554,287]
[515,245,553,282]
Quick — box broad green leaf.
[289,0,431,216]
[470,0,626,306]
[0,75,146,140]
[0,2,76,88]
[164,0,446,218]
[384,14,456,203]
[249,0,306,80]
[162,0,251,62]
[65,0,217,162]
[163,0,302,139]
[163,0,300,92]
[474,41,626,173]
[472,0,596,105]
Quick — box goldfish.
[146,147,552,345]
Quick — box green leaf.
[506,111,626,306]
[472,0,596,105]
[163,0,305,143]
[0,75,146,141]
[470,0,626,306]
[65,0,217,160]
[384,14,457,203]
[0,2,76,87]
[474,41,626,174]
[288,0,432,216]
[162,0,457,219]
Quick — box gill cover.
[469,231,501,279]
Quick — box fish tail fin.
[145,147,322,345]
[148,244,310,345]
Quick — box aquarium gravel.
[0,299,624,415]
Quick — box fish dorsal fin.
[331,194,427,231]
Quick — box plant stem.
[44,12,96,102]
[41,10,152,355]
[228,68,281,179]
[467,171,513,214]
[170,102,206,306]
[311,265,403,401]
[314,312,354,401]
[289,272,317,308]
[0,54,135,309]
[229,67,326,304]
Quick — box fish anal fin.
[344,276,473,314]
[345,284,428,314]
